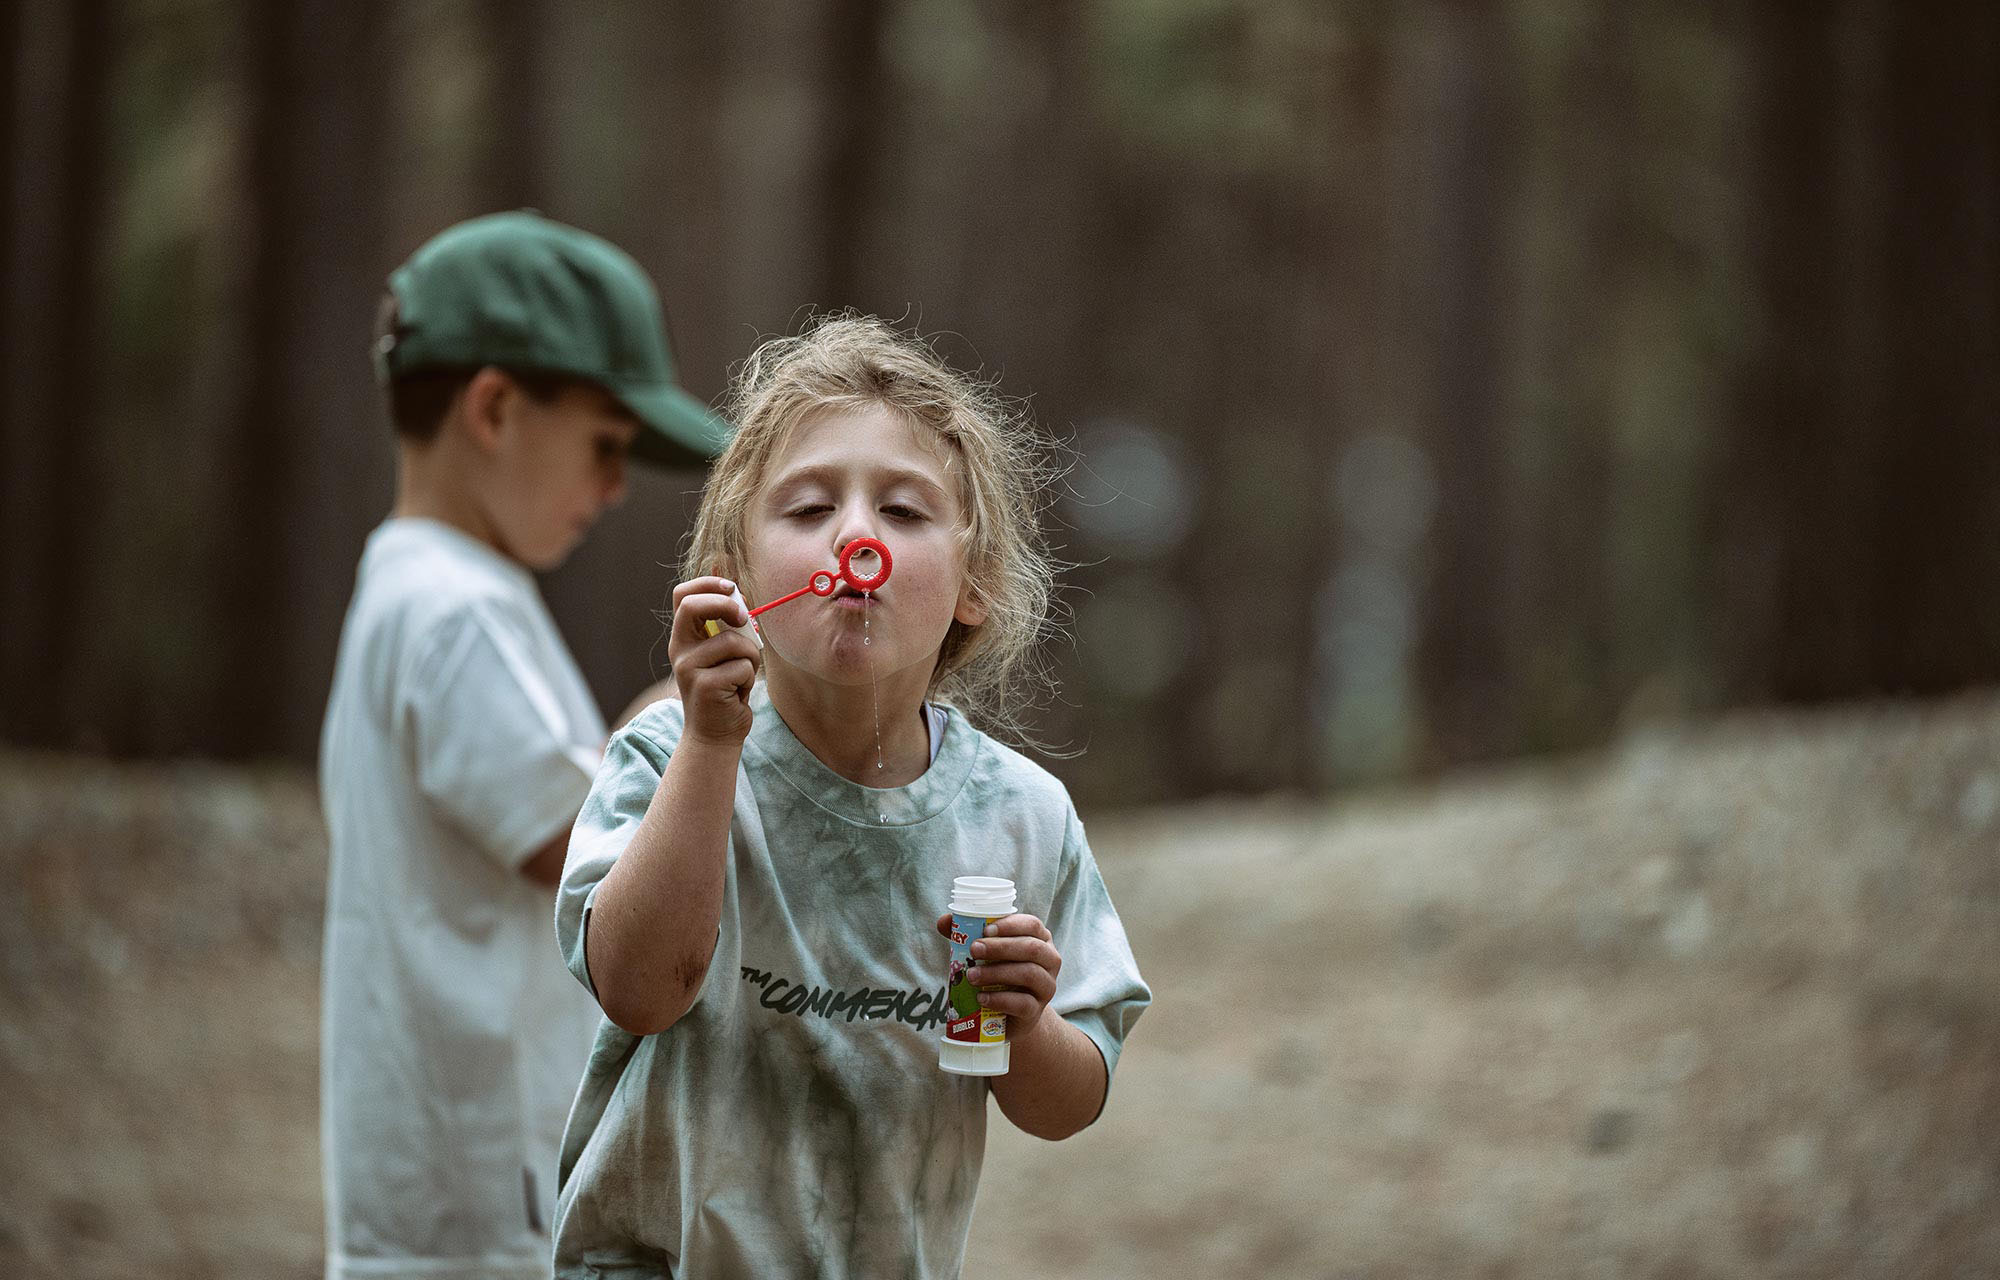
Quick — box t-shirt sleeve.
[404,602,600,870]
[1047,805,1151,1090]
[556,704,681,998]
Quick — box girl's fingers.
[679,656,760,707]
[672,575,737,609]
[672,597,753,653]
[970,934,1060,976]
[982,913,1053,943]
[672,628,760,677]
[965,962,1056,1000]
[974,989,1045,1019]
[670,581,748,648]
[703,657,757,696]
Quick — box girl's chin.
[776,670,902,701]
[764,638,873,676]
[803,653,891,686]
[768,640,926,690]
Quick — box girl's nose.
[830,501,876,556]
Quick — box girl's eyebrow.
[767,462,951,506]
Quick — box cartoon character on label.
[947,956,980,1019]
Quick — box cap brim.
[612,380,732,467]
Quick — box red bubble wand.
[706,537,893,644]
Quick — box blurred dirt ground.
[4,695,1999,1278]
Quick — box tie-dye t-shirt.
[552,682,1149,1278]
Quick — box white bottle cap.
[947,876,1016,917]
[938,1036,1010,1076]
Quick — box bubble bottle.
[939,876,1017,1076]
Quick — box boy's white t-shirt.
[319,518,605,1280]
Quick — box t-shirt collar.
[368,516,535,590]
[743,681,976,828]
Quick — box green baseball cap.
[376,211,729,465]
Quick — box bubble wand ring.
[704,538,893,643]
[748,537,892,616]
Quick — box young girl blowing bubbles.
[552,316,1150,1277]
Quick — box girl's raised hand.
[668,576,762,746]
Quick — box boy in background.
[317,212,727,1280]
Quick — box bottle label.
[944,912,1007,1045]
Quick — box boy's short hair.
[684,313,1066,743]
[375,294,591,441]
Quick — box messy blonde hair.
[684,314,1063,744]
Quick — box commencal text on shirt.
[740,967,953,1031]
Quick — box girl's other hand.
[668,576,762,746]
[933,912,1062,1040]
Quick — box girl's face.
[741,404,986,694]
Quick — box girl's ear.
[953,581,988,628]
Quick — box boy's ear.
[458,366,512,453]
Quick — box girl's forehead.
[763,403,956,488]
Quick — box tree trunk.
[0,0,111,748]
[808,0,889,310]
[1306,21,1392,789]
[1865,1,2000,695]
[1409,1,1514,768]
[1714,6,1856,704]
[482,0,546,211]
[221,0,391,759]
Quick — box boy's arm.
[518,827,573,887]
[612,676,679,732]
[406,606,600,882]
[582,577,758,1036]
[533,677,671,891]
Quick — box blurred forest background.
[5,0,1994,806]
[6,3,2000,1278]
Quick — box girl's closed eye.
[786,503,833,519]
[882,504,928,521]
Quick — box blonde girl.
[552,315,1149,1279]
